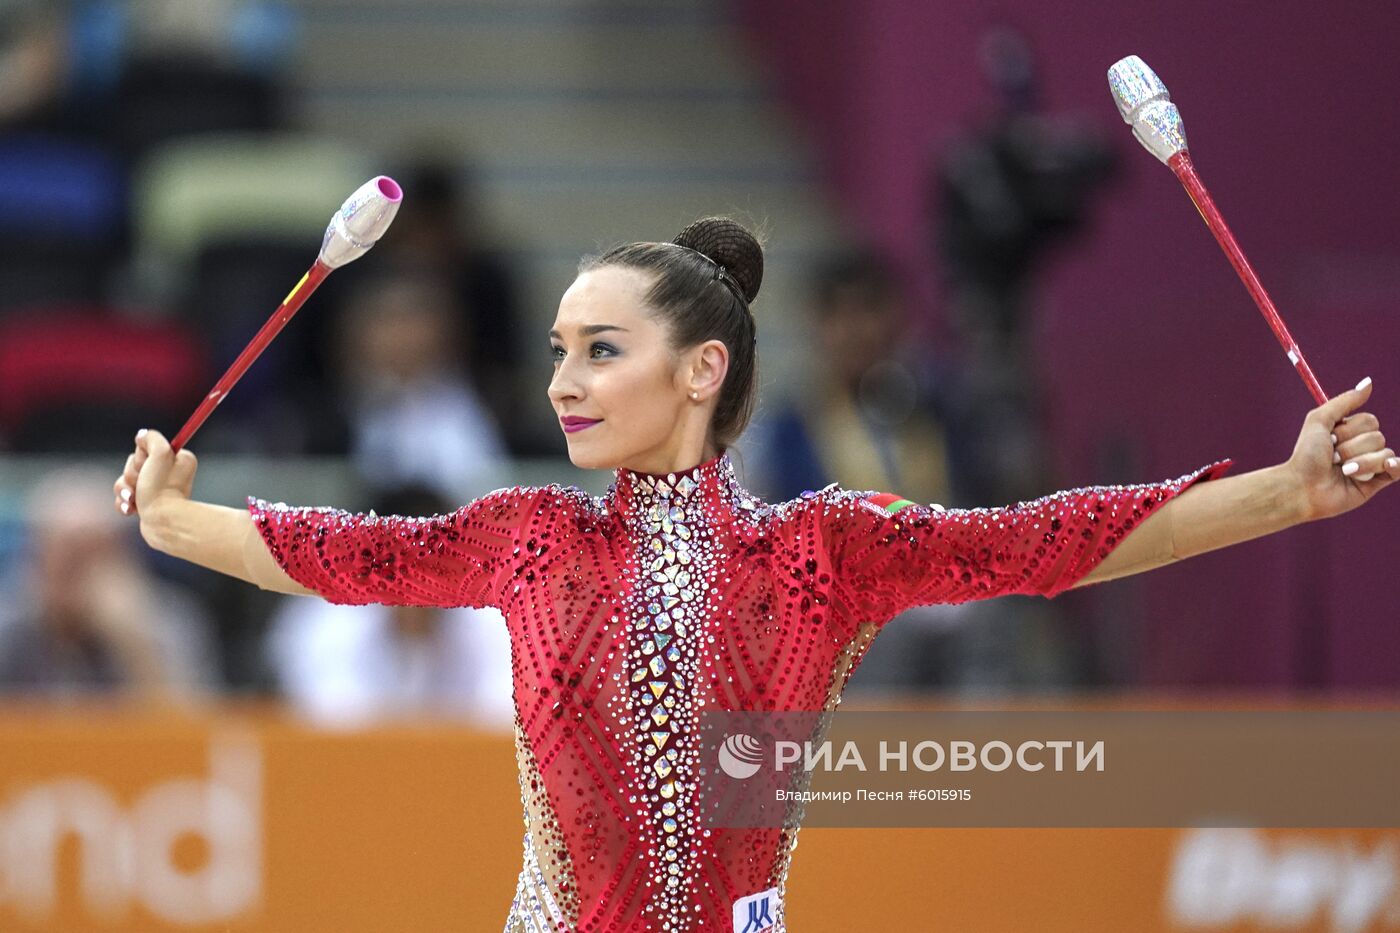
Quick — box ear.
[684,339,729,400]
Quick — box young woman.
[114,218,1397,931]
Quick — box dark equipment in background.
[933,26,1118,508]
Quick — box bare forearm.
[1075,464,1307,588]
[140,497,315,596]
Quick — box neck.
[621,439,722,477]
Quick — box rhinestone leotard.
[249,451,1231,931]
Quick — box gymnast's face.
[548,266,721,473]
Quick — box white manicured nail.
[1330,433,1337,445]
[136,428,148,440]
[120,488,131,502]
[1342,461,1360,476]
[1388,457,1399,470]
[1355,376,1372,391]
[1333,451,1341,464]
[120,501,130,514]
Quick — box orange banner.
[0,705,1395,932]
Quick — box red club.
[169,176,403,452]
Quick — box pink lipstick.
[561,416,602,433]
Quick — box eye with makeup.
[550,342,619,362]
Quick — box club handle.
[1168,152,1328,406]
[170,261,333,452]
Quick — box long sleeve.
[247,485,542,609]
[819,460,1234,627]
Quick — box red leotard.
[249,451,1231,931]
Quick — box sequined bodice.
[494,456,845,932]
[250,452,1231,931]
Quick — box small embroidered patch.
[867,492,917,515]
[733,886,780,932]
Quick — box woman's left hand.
[1288,377,1400,521]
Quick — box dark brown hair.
[581,217,764,450]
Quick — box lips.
[561,416,602,433]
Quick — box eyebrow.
[548,325,631,339]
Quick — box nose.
[547,356,583,407]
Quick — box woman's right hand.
[110,430,290,589]
[113,429,199,533]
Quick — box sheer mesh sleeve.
[247,486,543,608]
[819,460,1234,626]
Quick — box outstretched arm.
[819,379,1395,629]
[1076,377,1397,588]
[818,459,1231,630]
[1069,463,1300,587]
[115,429,536,607]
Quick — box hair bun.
[673,217,764,304]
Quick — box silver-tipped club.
[1108,55,1188,164]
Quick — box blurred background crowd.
[0,0,1395,724]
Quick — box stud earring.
[690,391,699,400]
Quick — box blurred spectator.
[751,249,955,505]
[0,0,295,151]
[748,250,976,693]
[265,483,514,730]
[0,466,220,699]
[0,2,66,128]
[373,155,541,454]
[312,273,507,500]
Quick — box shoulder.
[510,482,610,531]
[733,483,932,534]
[800,483,944,518]
[529,482,603,513]
[783,485,952,546]
[457,483,588,514]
